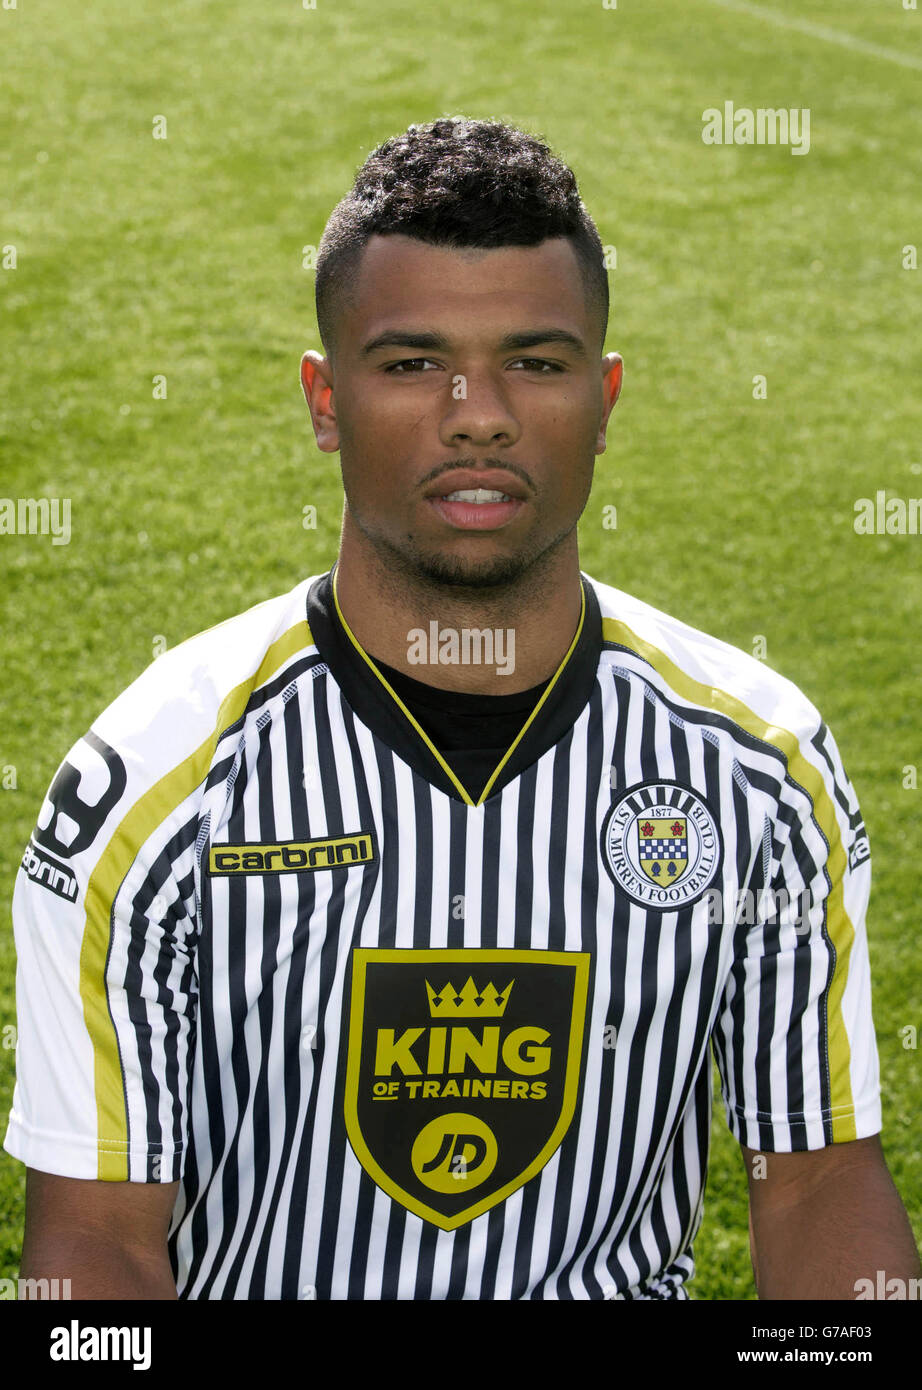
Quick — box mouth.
[426,489,526,531]
[424,476,529,532]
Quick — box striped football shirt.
[4,565,881,1299]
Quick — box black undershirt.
[366,657,552,801]
[305,567,603,805]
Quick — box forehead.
[342,234,591,340]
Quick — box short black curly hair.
[315,116,609,358]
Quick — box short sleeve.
[711,715,881,1152]
[4,720,202,1183]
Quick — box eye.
[510,359,564,373]
[384,358,441,373]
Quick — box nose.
[438,368,522,450]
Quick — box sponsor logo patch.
[344,948,590,1229]
[601,782,722,908]
[208,833,375,875]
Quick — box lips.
[426,494,526,531]
[424,471,529,502]
[423,470,530,531]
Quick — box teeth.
[442,489,511,503]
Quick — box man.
[7,116,919,1300]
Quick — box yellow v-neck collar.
[330,565,587,807]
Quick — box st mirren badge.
[601,782,722,909]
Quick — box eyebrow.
[361,328,588,358]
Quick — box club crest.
[601,782,722,908]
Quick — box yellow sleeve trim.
[82,619,313,1179]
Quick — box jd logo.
[344,948,590,1229]
[411,1114,498,1193]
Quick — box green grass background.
[1,0,919,1298]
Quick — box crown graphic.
[425,976,514,1019]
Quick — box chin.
[409,549,531,591]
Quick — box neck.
[333,527,584,694]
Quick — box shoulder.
[584,570,826,752]
[29,575,324,871]
[584,571,867,860]
[22,574,326,900]
[92,574,322,758]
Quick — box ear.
[300,350,339,453]
[595,353,623,453]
